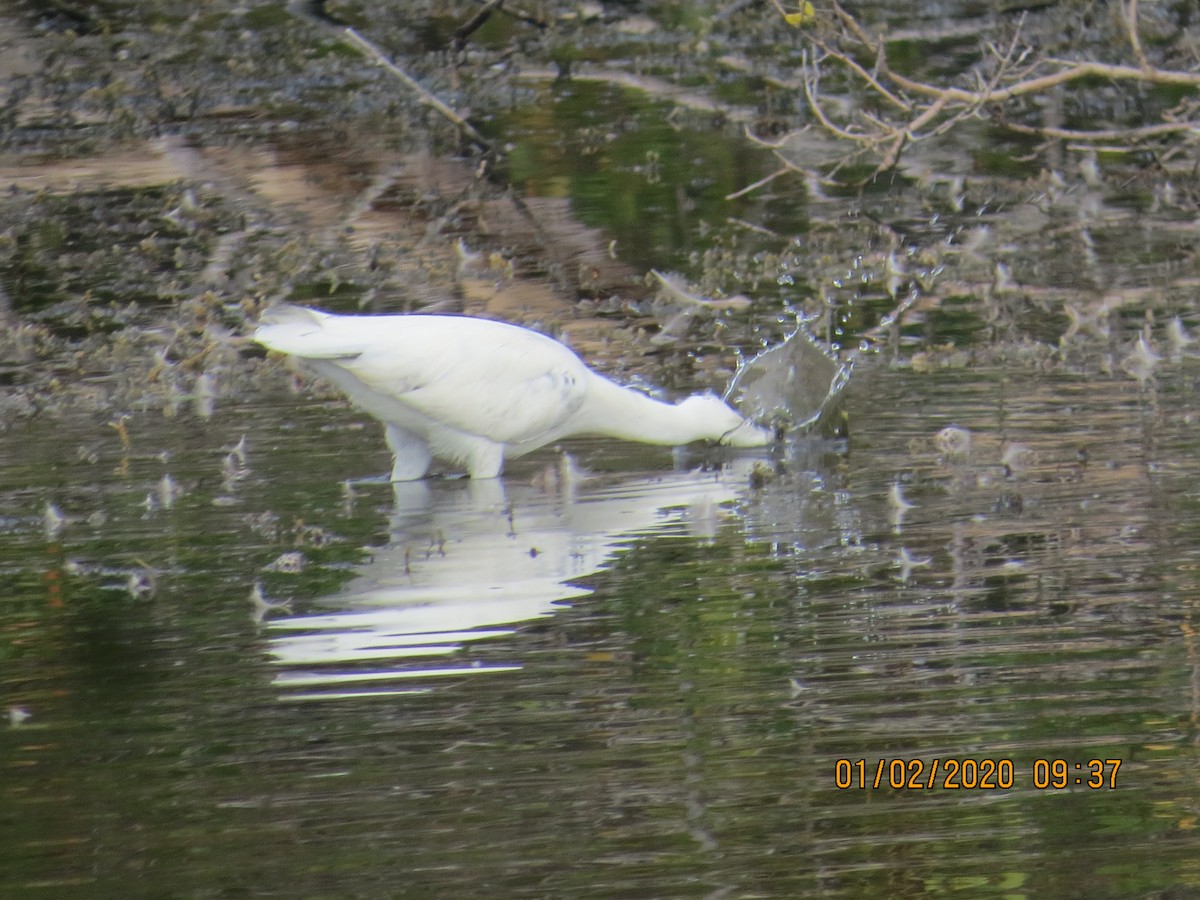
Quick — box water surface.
[4,355,1199,897]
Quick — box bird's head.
[677,394,774,448]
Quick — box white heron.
[253,304,772,480]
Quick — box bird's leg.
[385,424,433,481]
[465,440,505,479]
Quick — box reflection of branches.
[782,0,1200,181]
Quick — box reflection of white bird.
[267,462,750,699]
[254,304,772,480]
[44,502,67,540]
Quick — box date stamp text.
[834,757,1122,790]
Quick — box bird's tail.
[254,304,362,359]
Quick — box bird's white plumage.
[267,308,588,444]
[254,304,771,479]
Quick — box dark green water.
[3,355,1199,898]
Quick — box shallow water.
[4,2,1200,894]
[3,352,1199,897]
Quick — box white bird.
[253,304,772,480]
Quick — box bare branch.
[888,59,1200,106]
[743,125,794,150]
[454,0,505,51]
[830,0,874,48]
[1125,0,1151,72]
[1004,119,1200,141]
[802,58,872,143]
[807,36,910,111]
[760,1,1200,188]
[726,166,790,200]
[342,27,491,150]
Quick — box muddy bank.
[0,0,1197,432]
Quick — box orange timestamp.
[834,757,1122,790]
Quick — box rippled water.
[4,3,1200,893]
[3,352,1198,897]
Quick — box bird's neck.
[577,376,716,445]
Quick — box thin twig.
[744,130,786,150]
[342,27,491,150]
[808,35,910,111]
[1125,0,1151,72]
[726,166,790,200]
[1004,119,1200,141]
[802,60,870,142]
[454,0,505,51]
[888,59,1200,105]
[831,0,874,47]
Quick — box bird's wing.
[258,307,589,445]
[347,319,589,444]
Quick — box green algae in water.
[488,80,807,272]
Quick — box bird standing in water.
[254,304,772,480]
